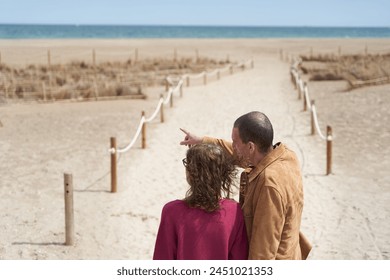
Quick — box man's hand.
[179,128,203,146]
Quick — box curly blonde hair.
[183,143,237,212]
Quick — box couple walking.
[153,111,312,260]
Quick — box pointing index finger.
[180,128,189,135]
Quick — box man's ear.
[248,141,256,153]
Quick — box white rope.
[166,77,174,85]
[304,85,312,110]
[115,116,146,154]
[219,65,232,73]
[163,87,174,105]
[207,69,219,76]
[192,71,206,79]
[108,58,252,155]
[311,104,327,140]
[298,78,303,93]
[290,58,331,142]
[145,98,164,123]
[290,67,299,85]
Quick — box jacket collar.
[247,142,285,183]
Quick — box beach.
[0,38,389,259]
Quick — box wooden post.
[203,72,207,85]
[165,79,169,92]
[290,70,294,86]
[92,49,96,67]
[186,76,190,87]
[110,137,117,193]
[47,50,51,69]
[93,79,99,101]
[311,100,315,135]
[326,126,333,175]
[297,79,302,100]
[4,83,8,99]
[292,70,297,89]
[64,173,74,246]
[42,82,47,102]
[170,89,174,108]
[49,72,53,101]
[160,94,164,123]
[142,111,146,149]
[135,48,138,64]
[173,48,177,62]
[180,83,183,97]
[303,82,307,111]
[10,71,15,99]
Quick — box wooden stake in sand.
[165,79,169,92]
[92,49,96,67]
[64,173,75,246]
[110,137,117,193]
[134,48,138,64]
[42,82,47,102]
[326,126,333,175]
[47,49,51,68]
[303,82,307,111]
[311,100,316,135]
[160,94,165,123]
[142,111,146,149]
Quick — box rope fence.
[0,47,238,68]
[108,58,254,192]
[0,48,251,103]
[289,58,333,175]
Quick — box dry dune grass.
[300,53,390,89]
[0,56,230,102]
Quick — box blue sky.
[1,0,389,27]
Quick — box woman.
[153,143,248,260]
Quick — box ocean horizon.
[1,24,390,39]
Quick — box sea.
[0,24,390,39]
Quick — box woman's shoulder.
[162,199,187,212]
[220,198,240,209]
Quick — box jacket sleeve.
[202,136,246,167]
[202,136,234,156]
[249,186,285,260]
[153,205,177,260]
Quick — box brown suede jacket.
[203,137,312,259]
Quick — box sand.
[0,38,389,260]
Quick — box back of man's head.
[233,111,274,154]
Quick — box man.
[180,111,311,260]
